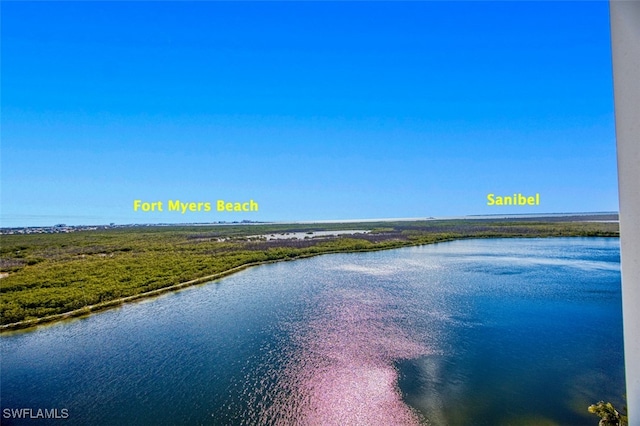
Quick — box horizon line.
[0,211,620,231]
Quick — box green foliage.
[370,227,395,234]
[0,219,618,329]
[588,401,627,426]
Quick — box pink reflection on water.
[260,287,431,425]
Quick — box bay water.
[0,238,624,425]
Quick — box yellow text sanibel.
[487,193,540,206]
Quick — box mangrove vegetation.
[0,216,619,330]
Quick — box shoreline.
[1,228,620,334]
[0,241,447,334]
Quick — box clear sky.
[1,1,618,227]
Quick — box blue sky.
[1,1,618,226]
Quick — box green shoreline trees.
[0,218,619,330]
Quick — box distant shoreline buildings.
[0,220,268,235]
[0,213,619,236]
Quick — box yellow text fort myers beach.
[133,200,259,214]
[487,193,540,206]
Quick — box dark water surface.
[1,238,624,425]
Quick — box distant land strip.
[0,215,619,332]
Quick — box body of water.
[0,238,624,425]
